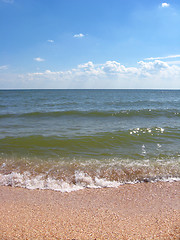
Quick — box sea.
[0,89,180,192]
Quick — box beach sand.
[0,181,179,239]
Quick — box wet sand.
[0,181,179,239]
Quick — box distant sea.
[0,89,180,192]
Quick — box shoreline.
[0,181,179,239]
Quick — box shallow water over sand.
[0,89,180,191]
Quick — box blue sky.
[0,0,180,89]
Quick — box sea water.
[0,89,179,192]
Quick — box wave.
[0,109,180,119]
[0,127,180,159]
[0,171,179,192]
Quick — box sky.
[0,0,180,89]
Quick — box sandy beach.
[0,181,179,239]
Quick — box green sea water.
[0,89,179,191]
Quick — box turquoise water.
[0,89,180,191]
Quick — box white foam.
[0,171,179,193]
[94,177,121,188]
[0,172,80,192]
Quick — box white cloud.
[1,60,180,89]
[138,60,169,70]
[0,65,8,70]
[161,3,170,8]
[47,40,54,43]
[166,61,180,65]
[33,57,45,62]
[14,60,179,89]
[73,33,85,38]
[144,55,180,61]
[102,61,126,73]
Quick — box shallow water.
[0,89,180,191]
